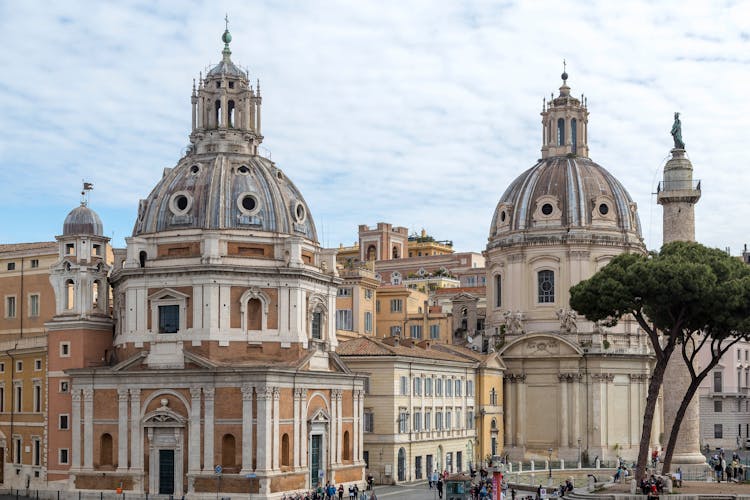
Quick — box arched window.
[92,280,100,309]
[65,280,75,310]
[247,298,262,330]
[281,433,290,466]
[494,275,502,308]
[227,100,236,128]
[537,270,555,303]
[222,434,236,467]
[557,118,565,146]
[392,246,399,259]
[397,447,406,482]
[490,388,498,406]
[311,311,322,339]
[571,118,577,154]
[342,431,350,461]
[366,245,377,261]
[215,100,222,127]
[100,433,113,466]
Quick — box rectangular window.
[446,410,452,429]
[425,411,431,431]
[376,300,380,313]
[446,452,453,472]
[59,448,69,465]
[436,378,443,396]
[33,438,41,466]
[7,262,16,271]
[0,362,4,372]
[65,243,75,255]
[715,424,723,439]
[6,296,16,318]
[390,325,401,337]
[436,411,443,430]
[445,380,453,397]
[30,259,39,268]
[425,378,432,396]
[413,377,421,396]
[311,312,322,339]
[390,299,403,313]
[537,270,555,303]
[410,324,423,339]
[495,274,502,308]
[430,324,440,339]
[364,312,373,333]
[715,400,723,413]
[34,359,42,371]
[59,414,69,430]
[490,388,498,406]
[746,350,748,361]
[337,287,352,297]
[33,385,41,413]
[456,410,462,429]
[363,411,374,433]
[467,410,474,430]
[14,438,21,464]
[467,380,474,396]
[413,411,421,432]
[158,304,179,333]
[59,380,69,393]
[93,244,102,256]
[400,376,408,396]
[714,371,723,392]
[415,456,423,479]
[15,385,22,412]
[399,411,408,433]
[29,294,40,317]
[455,380,462,397]
[739,350,742,361]
[363,451,369,468]
[0,386,4,412]
[364,289,373,299]
[336,309,353,331]
[16,360,23,372]
[60,342,71,357]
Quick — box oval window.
[242,195,257,212]
[598,203,609,215]
[541,203,554,216]
[500,211,507,222]
[238,165,250,174]
[276,171,284,180]
[175,195,188,211]
[169,191,193,215]
[295,203,306,222]
[190,165,200,174]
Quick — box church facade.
[44,28,365,497]
[486,72,659,463]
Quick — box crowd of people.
[709,450,745,482]
[280,481,374,500]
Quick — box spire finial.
[221,14,232,55]
[225,13,229,31]
[561,59,568,83]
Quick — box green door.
[310,435,321,488]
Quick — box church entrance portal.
[310,435,322,488]
[158,450,175,494]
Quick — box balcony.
[657,179,701,193]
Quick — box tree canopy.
[570,241,750,479]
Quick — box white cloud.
[0,0,748,256]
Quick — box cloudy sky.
[1,1,748,255]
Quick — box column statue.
[671,112,685,149]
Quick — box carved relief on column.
[272,387,281,470]
[241,385,255,473]
[203,387,215,472]
[117,388,129,471]
[82,388,94,469]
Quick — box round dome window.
[237,165,251,175]
[598,203,609,215]
[294,203,307,223]
[190,164,200,174]
[237,193,260,215]
[169,191,193,215]
[541,203,554,216]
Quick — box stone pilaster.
[189,387,201,473]
[293,388,302,468]
[299,389,308,467]
[241,385,254,473]
[83,388,94,469]
[272,387,280,470]
[202,387,215,473]
[130,388,142,471]
[117,388,129,471]
[71,389,82,470]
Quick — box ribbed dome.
[63,204,104,236]
[489,156,642,242]
[132,154,317,241]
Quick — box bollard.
[560,459,565,470]
[531,460,535,472]
[595,458,600,469]
[100,492,103,500]
[57,490,60,500]
[577,461,582,469]
[508,462,513,473]
[518,461,522,472]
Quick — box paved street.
[371,482,441,500]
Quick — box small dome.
[489,156,641,244]
[133,155,317,241]
[63,204,104,236]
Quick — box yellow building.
[335,264,379,341]
[374,287,452,344]
[407,229,454,258]
[338,336,479,483]
[0,242,58,487]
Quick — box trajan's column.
[657,112,706,469]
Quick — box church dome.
[489,156,642,241]
[132,155,317,241]
[63,204,104,236]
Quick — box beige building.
[486,71,655,463]
[335,265,379,341]
[338,337,478,483]
[375,287,451,344]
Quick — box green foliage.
[570,241,750,336]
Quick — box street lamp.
[548,448,553,479]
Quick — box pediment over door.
[499,333,583,359]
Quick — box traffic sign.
[215,465,223,474]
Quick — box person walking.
[437,477,444,499]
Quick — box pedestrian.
[511,488,517,500]
[437,477,444,499]
[338,484,344,500]
[348,485,354,500]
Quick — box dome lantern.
[540,65,589,159]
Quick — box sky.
[1,1,749,255]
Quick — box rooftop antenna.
[81,180,94,206]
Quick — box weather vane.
[81,180,94,206]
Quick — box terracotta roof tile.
[338,336,476,364]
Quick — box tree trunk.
[661,377,702,473]
[636,354,671,481]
